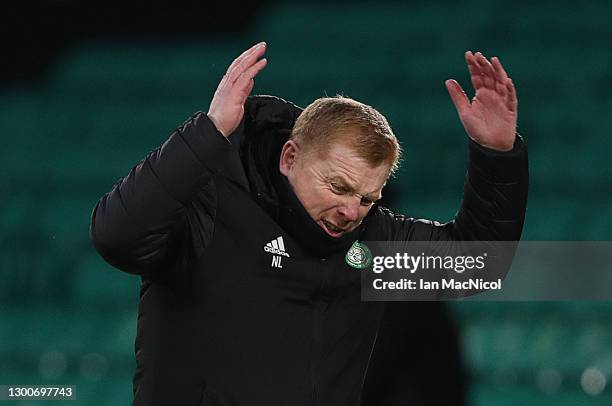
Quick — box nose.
[338,196,361,222]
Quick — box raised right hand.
[207,42,268,137]
[445,51,517,152]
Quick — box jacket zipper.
[311,302,320,406]
[311,258,329,406]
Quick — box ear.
[279,140,299,176]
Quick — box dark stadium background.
[2,1,611,404]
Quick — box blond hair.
[291,96,401,175]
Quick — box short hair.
[291,96,401,175]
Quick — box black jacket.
[90,95,528,406]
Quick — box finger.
[225,42,264,84]
[241,57,268,82]
[445,79,471,116]
[475,52,496,89]
[505,79,518,113]
[491,57,509,82]
[219,43,263,88]
[495,81,508,96]
[226,42,265,77]
[229,42,267,85]
[236,58,268,95]
[465,51,484,90]
[242,79,255,104]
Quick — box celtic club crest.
[345,241,373,269]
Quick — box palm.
[208,42,268,137]
[446,52,517,151]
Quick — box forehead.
[304,141,390,192]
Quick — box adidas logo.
[264,236,290,257]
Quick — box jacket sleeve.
[377,134,528,242]
[90,112,233,275]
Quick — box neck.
[274,174,359,257]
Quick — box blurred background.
[2,0,612,404]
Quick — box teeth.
[324,220,341,233]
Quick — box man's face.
[279,139,390,238]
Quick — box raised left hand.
[445,51,517,152]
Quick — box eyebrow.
[328,176,382,201]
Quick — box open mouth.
[321,219,345,237]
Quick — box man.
[90,42,527,405]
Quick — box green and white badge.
[345,241,373,269]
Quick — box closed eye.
[360,198,374,206]
[329,182,349,195]
[329,180,380,206]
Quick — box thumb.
[445,79,470,116]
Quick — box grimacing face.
[279,139,391,238]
